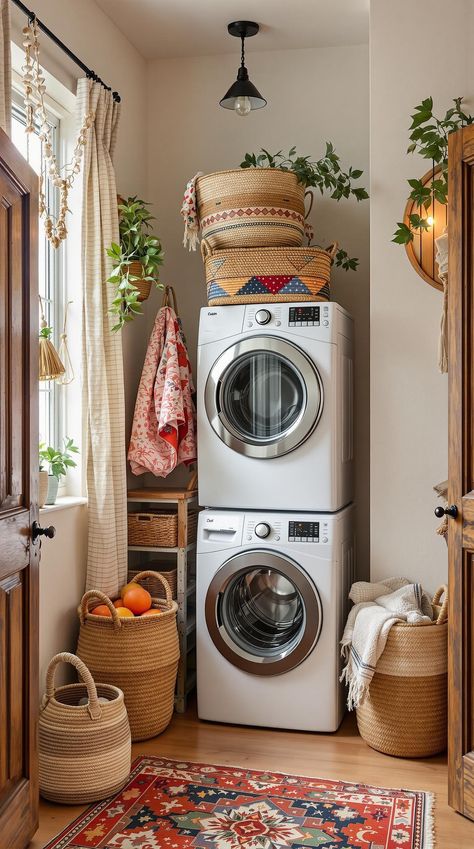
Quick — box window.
[11,89,64,450]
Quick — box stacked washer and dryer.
[196,300,355,732]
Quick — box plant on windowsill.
[106,196,164,332]
[240,145,369,271]
[39,437,79,506]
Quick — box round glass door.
[205,551,322,676]
[205,336,323,459]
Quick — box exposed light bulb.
[427,216,434,227]
[234,95,251,117]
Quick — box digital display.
[289,306,320,325]
[288,521,320,542]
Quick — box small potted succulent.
[39,437,79,506]
[107,196,164,332]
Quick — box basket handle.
[43,651,102,720]
[432,584,448,624]
[304,190,314,220]
[133,570,173,608]
[200,238,212,262]
[79,589,122,629]
[326,242,339,260]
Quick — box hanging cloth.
[128,286,197,477]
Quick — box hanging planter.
[125,260,151,302]
[38,296,65,382]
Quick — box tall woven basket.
[39,652,131,804]
[356,586,448,758]
[202,240,336,305]
[77,572,179,741]
[194,169,310,249]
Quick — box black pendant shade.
[220,21,267,115]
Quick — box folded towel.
[340,578,433,709]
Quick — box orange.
[90,604,112,618]
[115,606,134,618]
[120,581,137,598]
[141,608,162,616]
[113,598,125,608]
[122,584,152,615]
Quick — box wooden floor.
[31,702,473,848]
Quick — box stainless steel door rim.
[204,335,324,459]
[205,550,323,676]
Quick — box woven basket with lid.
[39,652,131,804]
[356,585,448,758]
[77,572,179,741]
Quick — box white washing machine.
[197,506,355,732]
[197,302,353,511]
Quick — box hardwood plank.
[30,706,474,849]
[8,581,23,782]
[0,589,7,798]
[128,487,198,501]
[464,753,474,820]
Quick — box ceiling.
[94,0,369,60]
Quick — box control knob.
[254,522,271,539]
[255,309,271,326]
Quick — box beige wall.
[370,0,472,590]
[145,44,370,571]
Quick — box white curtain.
[0,0,11,135]
[78,78,127,597]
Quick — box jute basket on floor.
[356,585,448,758]
[77,572,179,742]
[202,239,336,305]
[39,652,131,804]
[195,169,310,249]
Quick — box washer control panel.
[242,517,330,545]
[245,517,282,543]
[288,518,329,544]
[243,302,331,331]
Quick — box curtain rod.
[11,0,121,102]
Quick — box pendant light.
[220,21,267,116]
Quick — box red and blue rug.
[43,756,434,849]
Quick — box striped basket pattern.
[196,169,308,249]
[356,585,448,758]
[202,240,336,305]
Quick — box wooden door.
[447,123,474,819]
[0,129,39,845]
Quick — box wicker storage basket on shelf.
[201,240,336,305]
[39,652,131,804]
[77,572,179,741]
[128,564,178,599]
[128,510,198,548]
[195,169,310,250]
[356,585,448,758]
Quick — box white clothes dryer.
[196,506,355,732]
[197,302,353,511]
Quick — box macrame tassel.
[180,172,203,251]
[38,296,65,381]
[56,300,75,385]
[438,279,448,374]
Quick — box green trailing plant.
[393,97,474,245]
[240,145,368,271]
[107,196,164,332]
[39,437,79,479]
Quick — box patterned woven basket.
[356,585,448,758]
[127,260,151,302]
[128,564,178,599]
[128,510,198,548]
[195,169,310,249]
[202,239,336,305]
[77,572,179,741]
[39,652,131,804]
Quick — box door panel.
[0,128,39,847]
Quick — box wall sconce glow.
[427,216,434,227]
[220,21,267,116]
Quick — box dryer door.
[205,550,322,676]
[205,336,323,458]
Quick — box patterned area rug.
[43,756,434,849]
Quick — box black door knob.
[32,521,56,542]
[434,504,458,519]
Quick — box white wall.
[370,0,471,590]
[145,45,371,571]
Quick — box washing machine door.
[205,336,323,459]
[205,550,322,676]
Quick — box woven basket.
[195,169,310,249]
[128,564,178,599]
[77,572,179,741]
[39,652,131,804]
[202,240,336,305]
[127,260,151,302]
[356,585,448,758]
[128,510,198,548]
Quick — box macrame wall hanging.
[21,17,94,248]
[39,295,65,381]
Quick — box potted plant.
[240,145,369,271]
[107,196,164,332]
[39,437,79,505]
